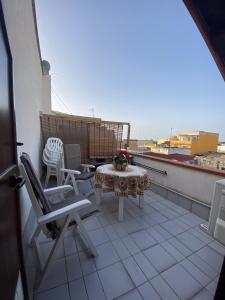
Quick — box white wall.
[151,147,191,155]
[2,0,51,230]
[218,145,225,153]
[134,155,225,206]
[42,74,52,114]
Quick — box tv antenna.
[170,128,173,139]
[90,108,95,118]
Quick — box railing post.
[125,124,131,149]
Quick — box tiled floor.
[31,189,224,300]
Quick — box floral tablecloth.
[94,164,149,197]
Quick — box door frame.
[0,1,28,299]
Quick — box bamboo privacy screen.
[40,114,129,162]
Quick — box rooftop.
[29,181,224,300]
[178,131,218,136]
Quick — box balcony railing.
[132,152,225,244]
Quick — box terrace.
[28,178,224,300]
[1,1,225,300]
[21,114,225,300]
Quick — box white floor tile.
[188,253,218,280]
[176,231,205,252]
[144,245,176,273]
[130,230,157,250]
[161,264,202,299]
[34,284,70,300]
[196,246,223,273]
[90,228,109,246]
[104,224,119,240]
[78,251,96,275]
[151,275,179,300]
[117,289,143,300]
[65,254,82,281]
[123,256,147,286]
[69,278,88,300]
[63,235,77,256]
[191,288,214,300]
[84,272,106,300]
[84,217,102,231]
[94,242,120,270]
[180,259,211,286]
[112,239,130,259]
[37,258,67,292]
[98,262,134,300]
[133,252,158,280]
[122,235,140,255]
[138,282,161,300]
[161,241,184,262]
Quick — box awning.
[183,0,225,81]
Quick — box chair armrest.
[60,168,81,175]
[38,199,91,225]
[44,185,73,196]
[81,164,95,169]
[81,164,95,172]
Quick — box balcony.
[25,160,225,300]
[2,1,225,299]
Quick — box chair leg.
[95,188,102,205]
[45,167,50,188]
[85,184,95,197]
[71,174,80,195]
[29,224,41,247]
[34,236,45,271]
[73,213,98,257]
[139,195,144,208]
[118,197,124,221]
[29,225,45,272]
[35,215,71,289]
[87,178,95,196]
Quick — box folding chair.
[59,144,96,197]
[19,152,98,289]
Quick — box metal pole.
[126,124,131,149]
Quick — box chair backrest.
[46,137,63,153]
[45,137,63,162]
[20,152,59,238]
[64,144,81,171]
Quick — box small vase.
[113,159,128,171]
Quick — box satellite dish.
[42,60,51,75]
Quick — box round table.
[94,164,149,221]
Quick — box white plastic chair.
[59,144,95,197]
[45,137,63,161]
[20,152,98,289]
[43,138,64,187]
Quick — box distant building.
[157,138,170,146]
[195,152,225,170]
[170,131,219,155]
[144,140,157,149]
[151,146,191,155]
[218,144,225,153]
[125,139,156,150]
[126,139,138,148]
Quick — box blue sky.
[36,0,225,140]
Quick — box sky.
[35,0,225,140]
